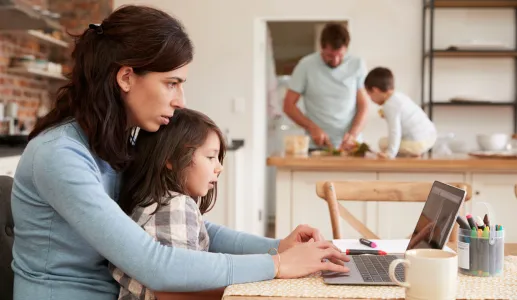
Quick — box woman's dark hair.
[119,108,226,215]
[29,5,194,171]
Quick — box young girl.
[109,108,225,300]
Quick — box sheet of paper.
[332,239,455,254]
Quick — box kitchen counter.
[227,139,244,151]
[268,154,517,242]
[0,146,24,158]
[267,154,517,173]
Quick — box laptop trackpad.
[321,259,356,277]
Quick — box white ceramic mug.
[389,249,458,300]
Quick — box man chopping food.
[283,22,369,152]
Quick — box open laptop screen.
[407,181,466,250]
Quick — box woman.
[10,5,349,300]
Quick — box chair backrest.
[315,181,472,240]
[0,175,14,300]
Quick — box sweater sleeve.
[382,104,402,158]
[32,137,276,292]
[205,221,281,255]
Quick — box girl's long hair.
[119,108,226,215]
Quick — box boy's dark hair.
[29,5,194,171]
[119,108,226,215]
[320,22,350,49]
[364,67,395,92]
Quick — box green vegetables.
[349,142,372,157]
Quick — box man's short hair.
[364,67,395,92]
[320,22,350,49]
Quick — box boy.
[364,67,436,158]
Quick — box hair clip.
[88,23,104,35]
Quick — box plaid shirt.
[109,192,210,300]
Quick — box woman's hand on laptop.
[272,241,350,279]
[278,224,325,253]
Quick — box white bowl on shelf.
[476,134,510,151]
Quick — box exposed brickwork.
[0,32,49,123]
[0,0,112,134]
[50,0,114,35]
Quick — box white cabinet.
[376,172,465,239]
[290,171,376,240]
[471,173,517,243]
[272,168,517,241]
[0,156,20,176]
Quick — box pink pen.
[359,238,377,248]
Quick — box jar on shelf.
[34,59,49,71]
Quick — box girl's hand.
[278,224,324,253]
[272,241,350,279]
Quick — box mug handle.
[388,259,410,288]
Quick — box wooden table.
[224,243,517,300]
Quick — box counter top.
[267,155,517,172]
[227,139,244,151]
[0,146,24,158]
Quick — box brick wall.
[49,0,113,35]
[0,0,112,135]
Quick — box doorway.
[259,18,349,236]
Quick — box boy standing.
[364,67,436,158]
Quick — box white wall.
[114,0,515,235]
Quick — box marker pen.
[345,249,387,256]
[359,238,377,248]
[456,215,470,230]
[470,227,478,275]
[475,216,486,230]
[483,214,490,227]
[481,226,490,276]
[466,214,477,229]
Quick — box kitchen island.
[268,155,517,242]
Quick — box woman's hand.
[278,224,324,253]
[272,241,350,279]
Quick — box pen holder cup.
[457,228,504,277]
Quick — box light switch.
[232,97,245,113]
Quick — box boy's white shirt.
[381,91,436,157]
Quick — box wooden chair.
[315,181,472,242]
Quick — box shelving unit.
[7,67,66,81]
[422,0,517,133]
[0,0,62,31]
[424,101,516,107]
[26,30,68,48]
[0,1,68,84]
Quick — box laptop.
[322,181,466,286]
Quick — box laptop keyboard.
[352,255,405,283]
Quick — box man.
[283,22,369,151]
